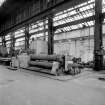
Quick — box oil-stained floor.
[0,65,105,105]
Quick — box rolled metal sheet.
[28,61,53,69]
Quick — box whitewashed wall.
[54,26,102,62]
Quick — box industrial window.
[0,37,2,43]
[0,0,6,6]
[53,0,95,33]
[15,37,25,50]
[5,33,11,41]
[11,0,105,41]
[29,19,48,40]
[14,28,25,38]
[6,41,11,48]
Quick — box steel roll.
[28,61,53,69]
[30,55,64,62]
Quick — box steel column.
[94,0,103,70]
[48,13,54,55]
[10,32,15,56]
[43,19,46,41]
[2,35,6,47]
[24,25,30,50]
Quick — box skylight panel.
[71,25,78,30]
[68,18,73,22]
[85,10,93,17]
[79,7,84,12]
[6,42,11,48]
[53,16,59,21]
[53,22,57,26]
[66,26,70,31]
[89,3,94,9]
[16,38,25,42]
[15,33,25,38]
[103,0,105,4]
[0,0,5,6]
[67,26,71,30]
[67,7,74,11]
[38,22,43,26]
[38,27,44,31]
[67,12,72,16]
[78,24,83,28]
[60,20,66,24]
[55,30,59,34]
[62,27,66,32]
[0,38,2,42]
[57,21,61,26]
[84,22,89,26]
[56,29,62,33]
[56,15,61,20]
[18,41,24,46]
[60,13,67,19]
[69,17,74,21]
[15,28,25,33]
[15,31,20,35]
[15,30,24,35]
[78,14,83,19]
[82,6,87,11]
[88,0,95,3]
[87,21,92,26]
[67,18,71,22]
[63,27,66,31]
[54,21,59,26]
[70,10,76,15]
[80,6,89,12]
[29,29,38,34]
[90,21,94,25]
[81,12,87,18]
[55,12,63,16]
[86,5,91,10]
[5,34,11,40]
[6,41,11,45]
[64,10,68,13]
[37,33,44,37]
[31,24,37,29]
[30,35,37,39]
[75,2,87,8]
[74,15,81,20]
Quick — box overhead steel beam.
[55,15,95,30]
[0,0,87,35]
[3,12,105,42]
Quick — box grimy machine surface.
[0,45,11,65]
[28,54,65,75]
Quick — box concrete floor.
[0,65,105,105]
